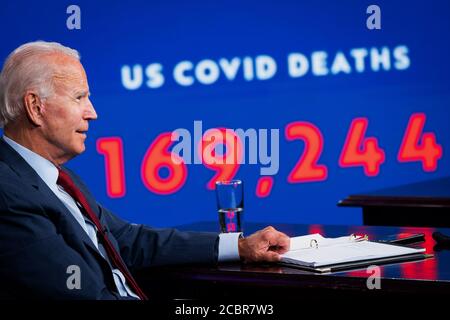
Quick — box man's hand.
[238,226,290,263]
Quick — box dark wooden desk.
[136,222,450,305]
[338,177,450,227]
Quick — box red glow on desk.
[400,227,437,280]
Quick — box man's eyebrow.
[73,90,90,97]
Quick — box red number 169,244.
[96,113,443,198]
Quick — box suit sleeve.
[97,204,219,270]
[0,185,133,300]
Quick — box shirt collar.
[2,135,59,187]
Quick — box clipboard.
[279,252,432,273]
[279,233,431,273]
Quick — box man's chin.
[57,146,85,165]
[71,143,86,157]
[77,144,86,154]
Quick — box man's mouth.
[76,130,88,136]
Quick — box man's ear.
[23,91,44,126]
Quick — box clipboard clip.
[310,239,319,249]
[308,234,368,249]
[350,233,369,242]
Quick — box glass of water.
[215,180,244,233]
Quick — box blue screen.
[1,0,449,228]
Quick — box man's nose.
[84,99,98,120]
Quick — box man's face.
[39,54,97,164]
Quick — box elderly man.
[0,41,290,300]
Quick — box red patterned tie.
[57,168,148,300]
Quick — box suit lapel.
[61,168,118,247]
[0,139,105,260]
[37,178,106,258]
[61,168,111,237]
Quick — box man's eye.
[76,96,83,101]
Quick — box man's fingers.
[243,227,291,263]
[276,246,289,254]
[262,251,281,262]
[263,229,291,251]
[276,233,291,252]
[270,244,289,254]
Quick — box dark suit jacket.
[0,138,219,300]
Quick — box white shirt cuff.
[218,232,242,262]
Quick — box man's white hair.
[0,41,80,128]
